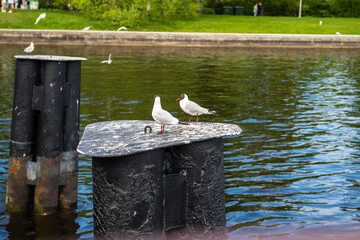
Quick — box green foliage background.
[40,0,360,27]
[209,0,360,17]
[66,0,200,27]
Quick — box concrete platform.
[1,29,360,48]
[77,120,242,157]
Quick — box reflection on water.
[0,45,359,239]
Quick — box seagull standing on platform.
[336,32,341,37]
[152,96,182,135]
[101,54,112,64]
[176,93,216,123]
[35,13,46,25]
[24,42,34,53]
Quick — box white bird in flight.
[24,42,34,53]
[101,54,112,64]
[82,26,91,31]
[117,26,127,31]
[336,32,341,37]
[176,93,216,123]
[152,96,185,134]
[319,20,322,26]
[35,13,46,25]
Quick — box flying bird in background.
[117,26,127,31]
[24,42,34,53]
[82,26,91,31]
[35,13,46,25]
[101,54,112,64]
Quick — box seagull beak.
[176,97,181,101]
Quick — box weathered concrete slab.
[77,120,242,157]
[14,55,87,61]
[1,29,360,48]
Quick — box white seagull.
[101,54,112,64]
[152,96,184,135]
[24,42,34,53]
[176,93,216,123]
[35,13,46,25]
[319,20,322,26]
[82,26,91,31]
[336,32,341,37]
[117,26,127,31]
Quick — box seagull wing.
[154,109,178,125]
[184,100,208,114]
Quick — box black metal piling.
[59,61,81,209]
[6,55,86,214]
[165,138,226,239]
[6,59,41,212]
[77,120,242,239]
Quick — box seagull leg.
[188,115,192,123]
[196,114,199,123]
[157,125,164,135]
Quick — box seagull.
[152,96,186,135]
[24,42,34,53]
[176,93,216,123]
[336,32,341,37]
[35,13,46,25]
[101,54,112,64]
[117,26,127,31]
[319,20,322,26]
[82,26,91,31]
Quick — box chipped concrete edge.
[1,29,360,48]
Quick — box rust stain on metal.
[8,157,22,173]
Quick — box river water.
[0,45,359,239]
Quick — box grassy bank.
[1,9,360,34]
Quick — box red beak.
[176,98,181,101]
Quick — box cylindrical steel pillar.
[59,61,81,209]
[6,55,86,214]
[93,149,165,240]
[166,138,226,239]
[6,59,41,212]
[34,61,66,213]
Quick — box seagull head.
[30,42,34,46]
[176,93,187,101]
[154,95,161,103]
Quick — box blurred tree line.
[41,0,359,27]
[46,0,200,27]
[206,0,360,17]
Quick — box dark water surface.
[0,45,359,239]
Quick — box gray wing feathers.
[185,100,214,115]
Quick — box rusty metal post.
[59,61,81,209]
[33,60,66,214]
[6,55,86,214]
[6,59,41,212]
